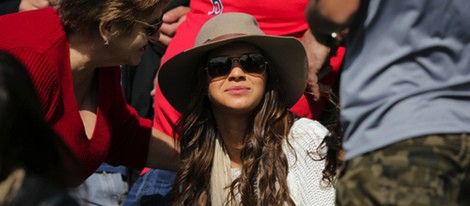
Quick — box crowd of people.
[1,0,469,205]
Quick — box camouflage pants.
[336,134,470,206]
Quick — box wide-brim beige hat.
[158,12,307,114]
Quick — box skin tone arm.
[146,128,180,171]
[300,29,331,101]
[159,6,190,46]
[18,0,58,12]
[302,0,360,98]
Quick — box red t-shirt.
[0,8,152,185]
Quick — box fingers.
[18,0,50,12]
[305,74,321,101]
[157,6,190,46]
[301,29,332,101]
[159,19,183,43]
[162,6,190,23]
[158,33,172,46]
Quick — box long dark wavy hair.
[316,87,343,186]
[171,51,342,205]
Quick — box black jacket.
[0,0,20,15]
[4,172,79,206]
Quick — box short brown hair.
[58,0,168,36]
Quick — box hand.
[151,6,190,54]
[159,6,190,46]
[301,29,331,101]
[18,0,58,12]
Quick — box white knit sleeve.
[284,118,336,206]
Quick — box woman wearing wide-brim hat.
[158,12,337,205]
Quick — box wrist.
[311,31,340,54]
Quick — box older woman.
[0,0,178,187]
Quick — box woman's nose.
[227,61,246,80]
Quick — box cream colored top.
[229,118,336,205]
[284,118,335,206]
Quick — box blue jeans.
[69,163,129,206]
[124,169,176,206]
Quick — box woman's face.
[109,6,163,66]
[206,42,268,115]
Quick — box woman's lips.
[225,86,250,94]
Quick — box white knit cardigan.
[228,118,336,205]
[284,118,336,206]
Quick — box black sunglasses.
[135,17,163,36]
[205,53,268,79]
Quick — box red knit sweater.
[0,8,152,185]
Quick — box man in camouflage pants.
[337,134,470,205]
[306,0,470,205]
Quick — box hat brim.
[158,35,307,114]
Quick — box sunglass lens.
[207,57,231,78]
[240,53,266,73]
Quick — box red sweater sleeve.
[8,48,60,120]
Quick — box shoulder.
[0,8,68,84]
[283,118,329,165]
[8,46,65,120]
[283,118,329,171]
[284,118,336,205]
[289,118,329,146]
[0,8,66,53]
[0,9,67,120]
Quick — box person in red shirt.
[0,0,179,188]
